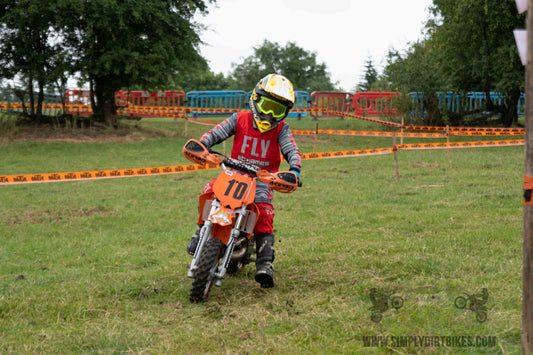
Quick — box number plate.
[212,170,256,209]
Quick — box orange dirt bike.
[182,139,301,302]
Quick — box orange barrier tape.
[402,125,446,132]
[401,125,525,135]
[291,129,317,136]
[525,176,533,205]
[0,103,65,109]
[0,149,390,185]
[325,110,403,128]
[450,126,524,133]
[0,163,217,185]
[321,110,525,136]
[0,104,322,115]
[449,129,525,136]
[396,139,524,150]
[292,129,448,138]
[0,140,524,186]
[301,148,394,160]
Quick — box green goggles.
[257,96,287,118]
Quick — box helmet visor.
[257,96,287,118]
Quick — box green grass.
[0,115,523,354]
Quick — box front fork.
[213,212,245,286]
[187,219,214,278]
[187,202,248,286]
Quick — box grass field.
[0,114,524,354]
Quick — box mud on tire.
[190,238,223,303]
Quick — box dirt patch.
[0,207,115,225]
[1,119,175,144]
[411,161,440,169]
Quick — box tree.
[383,0,525,127]
[171,67,236,92]
[356,56,379,92]
[427,0,525,126]
[59,0,213,126]
[383,40,451,125]
[0,0,69,121]
[230,40,337,91]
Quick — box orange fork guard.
[197,191,260,245]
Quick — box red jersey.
[231,112,284,172]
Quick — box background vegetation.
[0,0,526,127]
[0,115,523,353]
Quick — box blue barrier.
[0,89,63,116]
[186,90,248,118]
[288,91,310,118]
[408,91,525,116]
[245,90,310,118]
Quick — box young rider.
[186,73,302,288]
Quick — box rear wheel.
[190,238,223,303]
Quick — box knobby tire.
[190,238,223,302]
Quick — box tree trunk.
[523,1,533,352]
[36,78,44,121]
[502,89,521,127]
[28,74,35,119]
[423,92,442,126]
[93,78,118,127]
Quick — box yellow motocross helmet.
[250,74,294,133]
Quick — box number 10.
[224,179,248,199]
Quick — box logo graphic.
[454,288,489,323]
[369,288,404,323]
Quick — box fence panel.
[309,91,352,118]
[351,92,399,117]
[409,91,525,116]
[186,90,248,118]
[65,90,93,115]
[115,90,186,118]
[286,91,310,118]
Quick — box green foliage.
[231,40,338,92]
[430,0,524,94]
[60,0,214,124]
[383,0,525,127]
[171,69,236,92]
[0,0,214,125]
[355,56,379,92]
[383,41,449,93]
[0,0,69,119]
[0,112,17,138]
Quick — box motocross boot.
[255,233,275,288]
[186,225,202,256]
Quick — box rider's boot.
[254,233,275,288]
[186,225,202,256]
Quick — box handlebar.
[182,139,302,192]
[219,156,260,176]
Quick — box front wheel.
[455,296,467,309]
[190,238,223,303]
